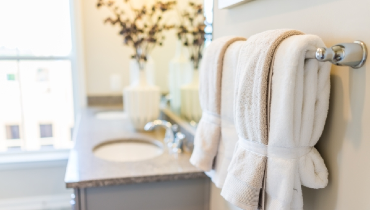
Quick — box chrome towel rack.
[305,41,367,69]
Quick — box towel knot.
[237,138,313,160]
[201,111,221,126]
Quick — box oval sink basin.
[95,111,128,120]
[93,138,163,162]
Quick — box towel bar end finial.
[315,40,367,69]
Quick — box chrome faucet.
[144,120,185,153]
[172,132,185,154]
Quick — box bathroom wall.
[0,162,70,199]
[80,0,199,96]
[211,0,370,209]
[0,161,72,209]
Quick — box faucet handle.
[171,124,179,133]
[172,132,185,154]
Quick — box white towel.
[190,36,246,172]
[205,40,245,187]
[265,34,330,209]
[221,29,303,210]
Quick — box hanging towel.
[221,29,303,210]
[190,36,246,172]
[205,40,245,187]
[264,34,330,210]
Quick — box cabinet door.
[84,178,210,210]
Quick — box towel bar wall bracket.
[305,40,367,69]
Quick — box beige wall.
[81,0,188,95]
[211,0,370,209]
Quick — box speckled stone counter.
[65,108,206,189]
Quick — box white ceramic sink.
[93,138,163,162]
[95,111,127,120]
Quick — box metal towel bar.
[305,40,367,69]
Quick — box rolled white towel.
[190,36,246,172]
[221,29,304,210]
[206,40,245,187]
[265,34,330,210]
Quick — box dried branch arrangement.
[97,0,176,70]
[176,2,205,70]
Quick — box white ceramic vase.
[180,69,202,123]
[124,69,160,131]
[169,41,192,114]
[129,57,155,86]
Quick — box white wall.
[0,161,71,199]
[0,160,72,210]
[81,0,197,95]
[211,0,370,209]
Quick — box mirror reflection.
[95,0,213,128]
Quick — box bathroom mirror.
[164,0,213,127]
[88,0,213,128]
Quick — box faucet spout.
[144,120,175,148]
[144,120,172,131]
[144,120,185,153]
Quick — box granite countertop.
[65,108,205,189]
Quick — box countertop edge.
[66,171,207,188]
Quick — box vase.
[124,69,160,130]
[169,41,192,114]
[129,56,155,86]
[180,69,202,123]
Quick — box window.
[6,125,20,139]
[0,0,75,152]
[36,68,49,82]
[4,124,22,150]
[40,124,53,138]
